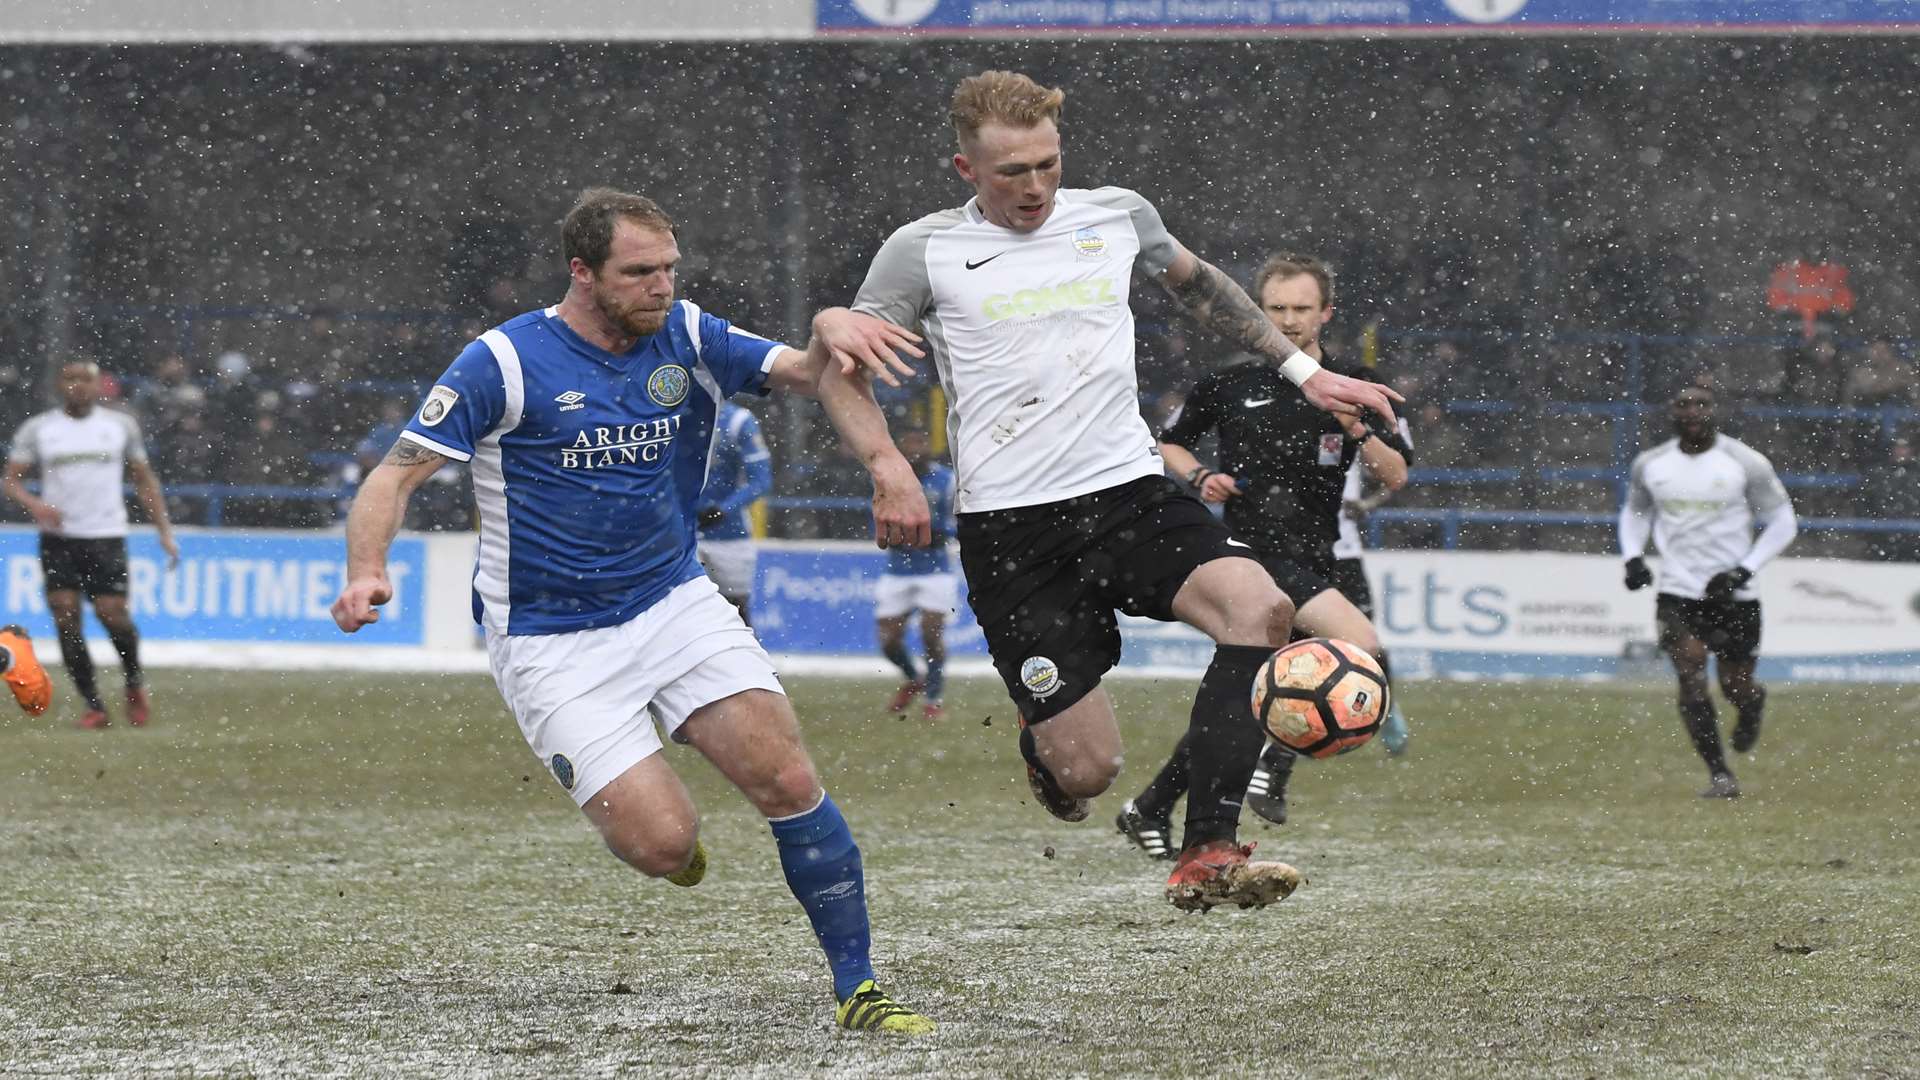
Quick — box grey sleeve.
[5,415,42,465]
[851,215,944,330]
[115,410,150,463]
[1728,440,1791,516]
[1625,452,1656,514]
[1079,186,1180,277]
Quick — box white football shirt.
[854,187,1179,513]
[6,407,147,539]
[1621,434,1793,600]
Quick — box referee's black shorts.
[957,475,1254,723]
[1328,558,1375,620]
[39,534,131,598]
[1656,593,1763,664]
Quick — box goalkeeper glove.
[1623,557,1653,591]
[1704,567,1752,602]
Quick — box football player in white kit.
[850,71,1402,911]
[4,359,180,729]
[1619,384,1798,798]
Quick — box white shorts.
[697,539,757,601]
[873,572,958,621]
[485,575,784,806]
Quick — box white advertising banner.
[1119,550,1920,683]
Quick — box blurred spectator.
[221,392,321,527]
[1843,339,1915,407]
[131,353,199,433]
[210,350,261,445]
[1781,333,1846,406]
[1411,402,1473,468]
[0,361,36,434]
[1859,436,1920,561]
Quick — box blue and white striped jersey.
[697,402,772,542]
[401,303,784,636]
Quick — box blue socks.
[882,640,919,682]
[768,792,874,1000]
[924,654,946,702]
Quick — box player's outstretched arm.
[2,460,62,531]
[791,317,931,550]
[332,440,448,632]
[814,306,924,389]
[127,459,180,569]
[1158,440,1238,504]
[1155,246,1403,429]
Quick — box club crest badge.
[1318,432,1345,466]
[1072,227,1107,260]
[550,753,576,791]
[647,365,690,407]
[419,385,459,427]
[1021,656,1063,700]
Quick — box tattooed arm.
[331,438,450,631]
[1157,244,1403,428]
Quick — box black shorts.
[1656,594,1762,664]
[1328,558,1374,620]
[39,534,130,598]
[957,475,1250,723]
[1255,551,1337,612]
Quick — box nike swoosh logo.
[1243,398,1275,408]
[1225,538,1251,549]
[965,252,1007,270]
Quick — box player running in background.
[1333,433,1415,755]
[850,72,1401,911]
[696,400,772,625]
[1115,254,1411,857]
[4,359,179,729]
[875,429,958,719]
[1619,384,1797,799]
[331,188,935,1033]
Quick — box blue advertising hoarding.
[820,0,1920,33]
[752,545,988,655]
[1,528,426,645]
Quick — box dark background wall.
[3,39,1914,369]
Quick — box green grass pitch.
[3,671,1917,1076]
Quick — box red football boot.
[886,679,924,714]
[1165,840,1302,912]
[126,687,151,727]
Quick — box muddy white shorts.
[872,572,958,621]
[696,539,757,601]
[485,575,783,805]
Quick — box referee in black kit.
[1117,253,1413,857]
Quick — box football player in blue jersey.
[696,401,773,625]
[331,188,936,1034]
[874,429,959,719]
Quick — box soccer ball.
[1251,638,1388,759]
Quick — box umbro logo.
[965,252,1007,270]
[555,390,587,412]
[1244,398,1275,409]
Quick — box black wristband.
[1187,466,1212,487]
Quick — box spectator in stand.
[0,362,32,434]
[1411,402,1472,469]
[1844,339,1915,407]
[1781,332,1846,406]
[222,392,320,527]
[209,350,260,445]
[131,354,200,438]
[155,402,217,525]
[1860,437,1920,561]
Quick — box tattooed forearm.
[1162,258,1302,364]
[382,439,448,468]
